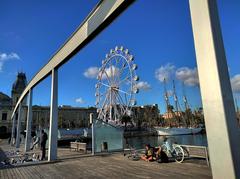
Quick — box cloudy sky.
[0,0,239,112]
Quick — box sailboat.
[155,80,202,136]
[154,126,202,136]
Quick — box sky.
[0,0,239,113]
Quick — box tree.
[120,115,131,129]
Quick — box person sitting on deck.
[141,144,154,162]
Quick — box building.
[31,105,97,130]
[0,73,97,136]
[0,92,13,134]
[0,72,28,135]
[162,111,182,120]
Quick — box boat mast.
[164,78,170,109]
[235,96,239,113]
[182,83,189,111]
[173,80,178,112]
[163,78,171,126]
[172,80,181,126]
[173,80,187,127]
[182,83,192,127]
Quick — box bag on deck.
[158,150,169,163]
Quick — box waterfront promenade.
[0,140,212,179]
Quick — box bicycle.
[124,147,141,161]
[161,142,189,163]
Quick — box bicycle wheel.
[182,147,189,158]
[127,154,140,161]
[173,146,184,163]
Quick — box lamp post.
[90,113,94,155]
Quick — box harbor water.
[124,134,207,149]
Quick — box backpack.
[158,150,169,163]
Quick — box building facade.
[0,73,98,135]
[0,73,28,134]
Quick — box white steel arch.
[11,0,135,119]
[10,0,240,178]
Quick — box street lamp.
[89,113,94,155]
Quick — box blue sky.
[0,0,239,113]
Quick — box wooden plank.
[2,169,9,179]
[13,167,25,179]
[0,150,212,178]
[24,165,41,179]
[0,169,3,179]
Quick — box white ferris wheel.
[95,46,139,123]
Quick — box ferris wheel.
[95,46,139,123]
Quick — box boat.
[154,126,202,136]
[155,79,203,136]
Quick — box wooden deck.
[0,140,212,179]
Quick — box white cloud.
[0,52,20,61]
[83,66,121,81]
[0,52,20,72]
[175,67,199,86]
[83,67,99,79]
[231,74,240,93]
[155,63,175,82]
[136,81,151,91]
[75,97,85,104]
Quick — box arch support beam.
[25,89,33,152]
[16,103,22,149]
[48,69,58,161]
[189,0,240,178]
[11,114,16,145]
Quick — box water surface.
[124,134,207,149]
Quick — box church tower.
[11,72,27,106]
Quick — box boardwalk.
[0,154,212,179]
[0,140,212,179]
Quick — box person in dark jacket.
[40,130,48,160]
